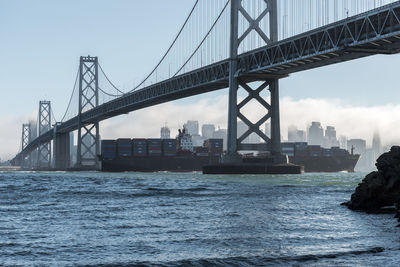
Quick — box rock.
[344,146,400,213]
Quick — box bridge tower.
[226,0,283,163]
[76,56,100,169]
[38,100,52,168]
[21,123,31,168]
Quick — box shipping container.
[117,138,132,157]
[331,147,347,157]
[162,139,177,156]
[308,145,323,157]
[204,139,223,155]
[147,139,162,156]
[132,138,147,156]
[101,140,117,159]
[194,147,209,157]
[323,149,333,157]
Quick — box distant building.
[183,120,199,136]
[339,136,347,150]
[160,126,170,139]
[202,124,215,139]
[213,127,227,151]
[236,121,260,144]
[308,122,324,146]
[296,130,306,142]
[191,134,204,147]
[324,126,339,148]
[288,125,306,142]
[288,125,298,142]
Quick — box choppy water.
[0,171,399,266]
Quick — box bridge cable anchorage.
[127,0,200,93]
[173,0,230,77]
[60,68,79,122]
[98,63,125,95]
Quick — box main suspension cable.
[60,68,79,122]
[128,0,200,92]
[98,63,125,95]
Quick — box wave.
[78,247,385,267]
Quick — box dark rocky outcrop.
[343,146,400,213]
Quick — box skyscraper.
[288,125,298,142]
[183,120,199,136]
[202,124,215,139]
[160,126,170,139]
[307,122,324,146]
[324,126,339,148]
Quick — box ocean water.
[0,171,399,266]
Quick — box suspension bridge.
[12,0,400,171]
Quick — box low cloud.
[101,95,400,148]
[3,95,400,160]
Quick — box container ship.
[100,131,359,173]
[281,142,360,172]
[100,129,223,172]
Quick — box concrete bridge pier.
[53,130,70,170]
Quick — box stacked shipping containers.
[117,139,132,157]
[294,142,308,157]
[204,139,223,156]
[147,139,162,156]
[194,147,209,156]
[162,139,177,156]
[331,146,347,157]
[132,138,147,157]
[101,140,117,159]
[308,145,323,157]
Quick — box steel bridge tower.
[76,56,100,168]
[21,123,31,168]
[38,100,52,168]
[226,0,283,163]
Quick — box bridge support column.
[76,56,100,170]
[270,79,282,158]
[225,0,284,163]
[54,134,71,170]
[21,123,31,169]
[37,101,52,169]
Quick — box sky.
[1,0,400,160]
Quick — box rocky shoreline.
[343,146,400,226]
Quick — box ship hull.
[289,155,360,172]
[101,155,221,172]
[101,154,359,173]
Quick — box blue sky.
[1,0,400,159]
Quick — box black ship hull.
[101,155,221,172]
[289,155,360,172]
[101,154,359,173]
